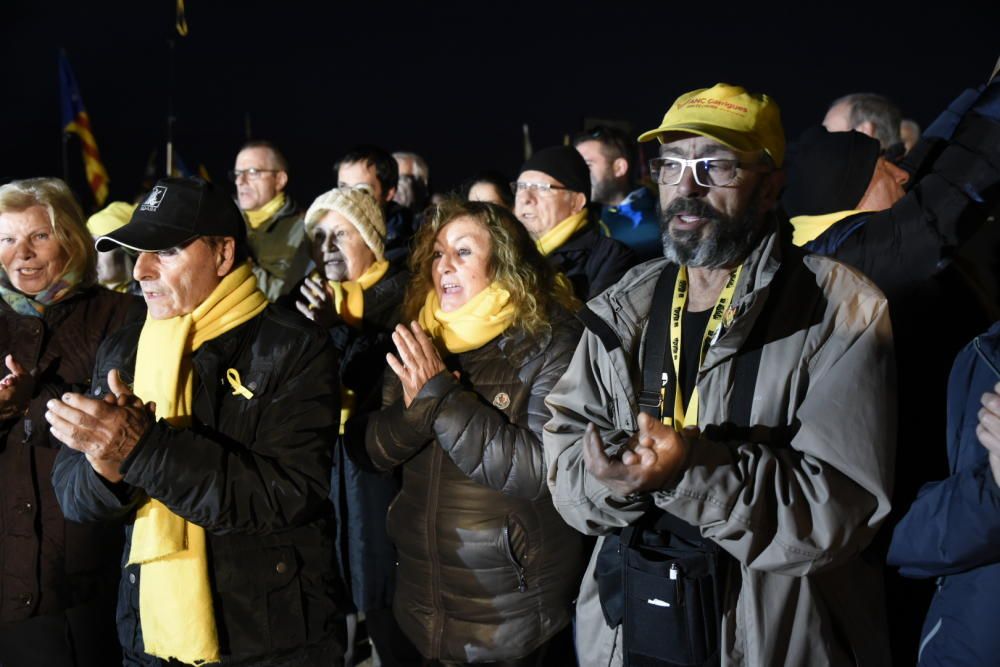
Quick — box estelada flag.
[59,51,110,205]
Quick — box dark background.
[2,0,997,211]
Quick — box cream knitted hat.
[305,186,386,261]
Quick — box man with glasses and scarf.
[544,83,895,666]
[231,140,311,301]
[513,145,636,300]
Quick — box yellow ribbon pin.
[226,369,254,400]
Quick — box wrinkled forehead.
[657,133,742,159]
[516,170,563,187]
[235,146,278,169]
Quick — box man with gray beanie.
[513,145,636,299]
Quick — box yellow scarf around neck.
[535,209,589,256]
[324,259,389,329]
[245,192,287,230]
[417,282,516,354]
[127,261,267,665]
[790,210,872,247]
[321,259,389,434]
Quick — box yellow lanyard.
[664,265,742,428]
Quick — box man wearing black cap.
[514,145,636,299]
[47,177,345,666]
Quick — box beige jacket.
[544,227,896,666]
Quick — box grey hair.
[830,93,902,151]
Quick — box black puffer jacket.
[52,305,344,666]
[0,286,139,667]
[361,309,584,663]
[548,220,637,299]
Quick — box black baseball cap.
[95,177,246,252]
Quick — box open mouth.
[441,281,461,295]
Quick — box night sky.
[3,0,997,211]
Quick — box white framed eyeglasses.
[649,157,767,188]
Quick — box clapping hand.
[296,275,339,329]
[977,383,1000,487]
[45,369,156,482]
[386,322,447,408]
[0,354,33,422]
[582,412,691,497]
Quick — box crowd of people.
[0,69,998,667]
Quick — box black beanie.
[519,146,591,203]
[782,126,881,218]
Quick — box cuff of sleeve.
[118,419,159,480]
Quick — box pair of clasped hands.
[1,354,152,483]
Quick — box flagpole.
[165,39,176,176]
[61,133,70,183]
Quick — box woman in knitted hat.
[355,199,584,665]
[289,185,418,665]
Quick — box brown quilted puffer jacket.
[362,308,584,663]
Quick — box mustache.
[661,197,723,221]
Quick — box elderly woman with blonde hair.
[0,177,139,666]
[355,199,584,666]
[285,185,418,664]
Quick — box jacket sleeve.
[888,462,1000,577]
[52,329,147,524]
[545,325,649,535]
[117,328,338,536]
[363,372,439,471]
[810,83,1000,293]
[433,327,579,500]
[652,293,896,575]
[887,337,1000,577]
[52,446,145,523]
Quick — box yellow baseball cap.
[638,83,785,167]
[87,201,137,238]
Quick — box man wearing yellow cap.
[87,201,138,293]
[49,177,344,666]
[544,84,895,666]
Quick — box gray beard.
[658,194,768,269]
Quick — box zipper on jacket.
[502,522,528,593]
[428,444,445,656]
[973,336,1000,379]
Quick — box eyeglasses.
[649,157,767,188]
[228,168,279,182]
[509,181,574,196]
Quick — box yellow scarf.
[790,210,873,246]
[127,262,267,665]
[324,259,389,329]
[535,209,589,256]
[417,282,516,354]
[321,260,389,434]
[244,192,286,230]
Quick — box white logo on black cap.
[140,186,167,212]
